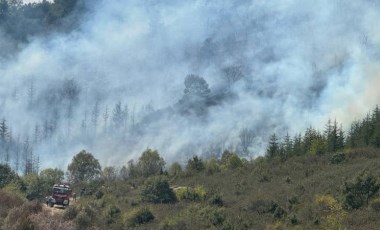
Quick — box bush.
[370,198,380,212]
[96,190,104,199]
[141,177,177,203]
[137,149,165,177]
[63,205,79,221]
[208,194,224,206]
[75,210,92,229]
[73,203,98,229]
[342,172,379,209]
[3,201,42,230]
[186,205,226,227]
[289,215,299,225]
[0,190,24,217]
[315,194,346,230]
[222,152,243,170]
[123,207,154,227]
[247,200,279,215]
[273,206,286,219]
[168,162,183,177]
[330,152,345,164]
[186,156,205,173]
[0,164,18,188]
[175,185,207,201]
[107,205,121,218]
[159,218,187,230]
[205,158,220,175]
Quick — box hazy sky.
[2,0,380,170]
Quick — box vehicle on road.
[46,184,72,208]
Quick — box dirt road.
[43,197,77,216]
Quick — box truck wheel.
[49,203,54,207]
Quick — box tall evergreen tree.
[266,134,279,158]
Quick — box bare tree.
[222,65,243,88]
[91,100,100,132]
[239,128,255,155]
[103,106,109,134]
[27,79,35,107]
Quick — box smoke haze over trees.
[1,0,380,171]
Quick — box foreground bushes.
[0,190,24,227]
[342,172,379,209]
[141,177,176,203]
[123,207,154,227]
[175,185,207,201]
[3,201,42,230]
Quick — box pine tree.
[283,132,293,157]
[293,133,303,155]
[91,100,100,132]
[266,134,279,158]
[0,118,8,144]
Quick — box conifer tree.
[266,134,279,158]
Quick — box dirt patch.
[42,198,77,216]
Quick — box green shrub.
[205,158,221,175]
[273,206,286,219]
[107,205,121,218]
[168,162,183,177]
[159,218,187,230]
[141,177,176,203]
[330,152,346,164]
[96,190,104,199]
[342,172,380,209]
[75,210,92,229]
[186,156,205,173]
[289,215,299,225]
[137,149,165,177]
[247,200,279,215]
[73,203,98,229]
[221,151,243,170]
[123,207,154,227]
[208,194,224,206]
[0,164,18,188]
[105,205,121,226]
[191,205,226,227]
[175,185,207,201]
[370,198,380,211]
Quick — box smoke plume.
[1,0,380,170]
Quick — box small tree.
[67,150,101,184]
[141,177,176,203]
[342,172,380,209]
[186,156,205,173]
[39,168,64,195]
[221,151,242,170]
[0,164,18,188]
[102,166,117,182]
[266,134,279,158]
[168,162,182,177]
[137,149,165,177]
[39,168,64,185]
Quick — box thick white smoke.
[1,0,380,170]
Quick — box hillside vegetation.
[3,106,380,229]
[2,146,380,229]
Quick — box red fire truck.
[46,184,72,208]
